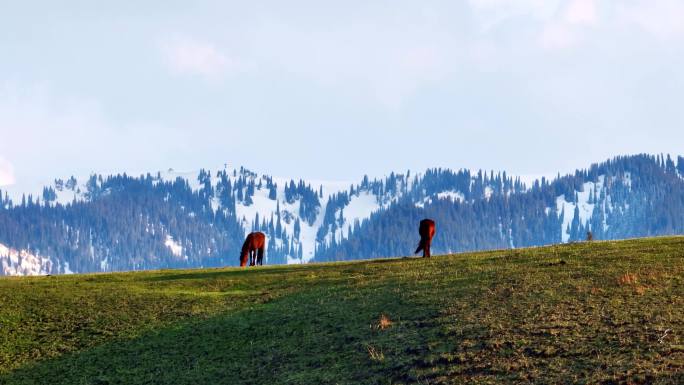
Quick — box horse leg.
[257,247,264,265]
[249,249,255,266]
[425,240,431,258]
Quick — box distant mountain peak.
[1,154,683,275]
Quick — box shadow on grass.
[1,279,433,385]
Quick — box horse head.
[239,250,248,267]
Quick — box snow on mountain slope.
[159,168,203,189]
[160,167,353,264]
[555,175,616,242]
[0,243,53,276]
[484,186,494,200]
[110,167,512,263]
[437,190,465,202]
[415,190,465,208]
[234,175,350,263]
[329,191,382,241]
[165,235,184,258]
[1,163,599,273]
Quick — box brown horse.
[415,219,436,258]
[240,232,265,267]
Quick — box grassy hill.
[1,237,683,384]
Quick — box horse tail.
[415,240,424,254]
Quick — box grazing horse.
[240,232,266,267]
[415,219,436,258]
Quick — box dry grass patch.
[634,285,648,295]
[618,273,639,285]
[590,286,605,295]
[371,313,393,330]
[367,345,385,362]
[378,314,392,330]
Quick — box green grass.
[1,237,684,384]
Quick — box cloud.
[238,13,461,109]
[539,0,598,49]
[617,0,684,40]
[468,0,553,18]
[2,0,684,189]
[162,37,246,80]
[565,0,598,25]
[540,23,578,49]
[0,83,191,189]
[467,0,560,31]
[466,0,597,49]
[537,0,684,50]
[0,157,15,187]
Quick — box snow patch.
[415,190,464,208]
[484,186,494,200]
[337,191,382,239]
[0,243,53,276]
[64,261,75,274]
[165,235,184,258]
[99,258,109,272]
[556,176,606,242]
[436,190,465,202]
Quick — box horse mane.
[241,235,251,254]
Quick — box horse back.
[245,231,266,250]
[419,219,436,240]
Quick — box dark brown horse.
[240,232,265,267]
[415,219,436,258]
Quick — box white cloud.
[565,0,598,25]
[468,0,553,17]
[0,83,191,192]
[162,37,246,80]
[617,0,684,40]
[537,0,684,50]
[466,0,596,50]
[469,0,684,41]
[241,15,460,109]
[0,157,15,187]
[538,0,598,49]
[540,23,578,49]
[2,1,684,188]
[468,0,560,31]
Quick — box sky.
[1,0,683,192]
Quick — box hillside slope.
[1,236,683,384]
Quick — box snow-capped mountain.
[1,154,684,275]
[157,166,393,263]
[315,154,684,262]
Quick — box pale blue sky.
[1,0,683,189]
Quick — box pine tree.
[666,154,676,174]
[294,218,301,240]
[237,184,244,202]
[269,183,277,200]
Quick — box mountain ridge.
[1,153,683,275]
